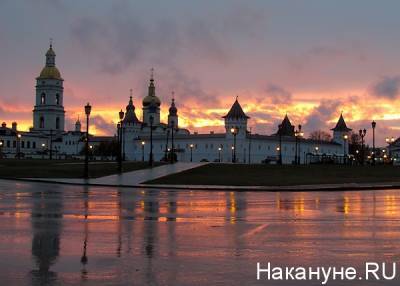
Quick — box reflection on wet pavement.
[0,179,399,285]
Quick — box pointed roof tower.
[331,113,352,132]
[223,97,250,120]
[123,90,140,124]
[75,116,81,132]
[169,92,177,116]
[277,114,295,136]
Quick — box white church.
[0,44,352,164]
[121,75,351,164]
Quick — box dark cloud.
[90,115,116,135]
[265,84,292,104]
[70,2,235,75]
[70,12,147,74]
[303,99,343,133]
[370,76,400,99]
[69,1,268,75]
[162,67,221,108]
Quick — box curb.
[2,177,400,192]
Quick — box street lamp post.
[276,146,280,163]
[17,134,21,159]
[118,109,124,173]
[359,128,367,165]
[218,146,222,162]
[170,120,175,164]
[164,129,170,161]
[230,127,238,163]
[0,141,3,159]
[294,125,303,165]
[49,129,53,160]
[371,121,376,165]
[149,116,154,166]
[84,103,92,179]
[189,144,194,162]
[41,143,46,159]
[343,134,348,164]
[117,122,121,162]
[141,141,145,162]
[248,127,252,164]
[278,124,283,165]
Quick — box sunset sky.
[1,0,400,145]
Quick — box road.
[0,179,399,285]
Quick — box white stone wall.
[0,133,47,158]
[131,134,343,164]
[333,130,350,155]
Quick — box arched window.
[41,93,46,104]
[40,117,45,128]
[56,117,60,130]
[56,94,60,105]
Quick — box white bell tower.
[32,41,65,134]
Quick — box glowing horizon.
[1,1,400,145]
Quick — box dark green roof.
[277,114,295,136]
[331,114,352,132]
[223,99,249,119]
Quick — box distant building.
[120,79,350,163]
[0,43,352,163]
[0,44,113,159]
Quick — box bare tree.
[308,130,332,141]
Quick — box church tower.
[75,117,81,132]
[32,42,65,134]
[331,113,352,154]
[223,97,249,138]
[168,93,178,128]
[142,69,161,126]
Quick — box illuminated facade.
[120,78,351,164]
[0,44,112,159]
[0,44,354,163]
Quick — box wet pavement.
[34,162,206,186]
[0,179,400,286]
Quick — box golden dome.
[38,66,62,80]
[143,95,161,107]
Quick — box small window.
[7,140,10,147]
[27,141,31,148]
[56,94,60,105]
[33,142,36,149]
[40,117,45,128]
[41,93,46,104]
[21,141,25,148]
[13,141,16,148]
[56,117,60,130]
